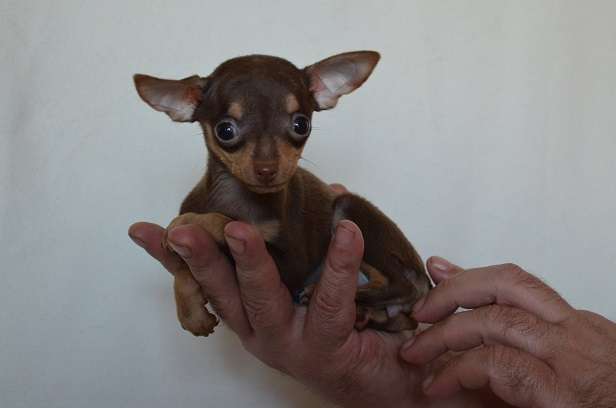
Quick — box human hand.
[400,258,616,407]
[130,217,428,407]
[127,185,483,407]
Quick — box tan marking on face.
[256,220,280,242]
[228,102,244,120]
[285,94,299,113]
[204,123,255,182]
[277,140,303,180]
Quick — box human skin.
[128,186,489,407]
[128,184,616,407]
[400,259,616,408]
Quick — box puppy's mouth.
[244,182,287,194]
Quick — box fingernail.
[422,374,434,391]
[334,221,355,248]
[430,256,452,272]
[129,233,146,248]
[413,296,426,314]
[168,241,191,258]
[225,235,245,255]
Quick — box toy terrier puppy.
[133,51,431,336]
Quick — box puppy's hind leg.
[331,193,431,332]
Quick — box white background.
[1,1,615,407]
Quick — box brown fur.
[134,51,431,336]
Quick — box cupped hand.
[400,258,616,408]
[130,218,434,407]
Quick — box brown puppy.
[133,51,431,336]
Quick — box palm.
[129,221,485,408]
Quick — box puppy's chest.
[205,182,272,222]
[270,204,335,290]
[266,217,330,294]
[203,178,333,292]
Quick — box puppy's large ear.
[304,51,380,111]
[133,74,208,122]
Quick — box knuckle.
[571,310,614,348]
[502,263,562,299]
[507,308,540,336]
[435,273,455,292]
[576,309,608,326]
[503,262,524,274]
[508,265,538,289]
[501,263,530,282]
[481,304,509,324]
[313,288,343,321]
[482,305,551,343]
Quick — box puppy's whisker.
[300,156,318,167]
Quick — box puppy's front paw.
[174,274,219,337]
[163,212,231,253]
[178,303,219,337]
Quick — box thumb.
[304,220,364,350]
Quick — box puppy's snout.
[254,160,278,184]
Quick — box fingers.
[414,262,574,324]
[426,256,464,284]
[424,345,558,408]
[128,222,185,275]
[166,224,252,338]
[401,305,562,365]
[224,222,295,336]
[305,220,364,350]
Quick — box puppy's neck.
[205,153,290,223]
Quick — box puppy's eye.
[291,113,311,138]
[215,120,240,144]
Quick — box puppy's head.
[134,51,379,193]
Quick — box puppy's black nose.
[254,160,278,184]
